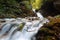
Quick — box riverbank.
[35,16,60,40]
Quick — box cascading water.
[0,9,49,40]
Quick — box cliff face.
[35,16,60,40]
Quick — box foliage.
[0,0,59,18]
[30,0,43,10]
[0,0,21,18]
[0,0,37,18]
[20,1,32,10]
[30,0,53,10]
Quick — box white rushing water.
[0,9,49,40]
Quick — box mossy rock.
[19,23,25,31]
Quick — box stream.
[0,9,49,40]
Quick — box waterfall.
[32,9,44,20]
[0,9,49,40]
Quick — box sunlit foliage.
[30,0,43,10]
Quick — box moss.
[19,23,25,31]
[55,15,60,18]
